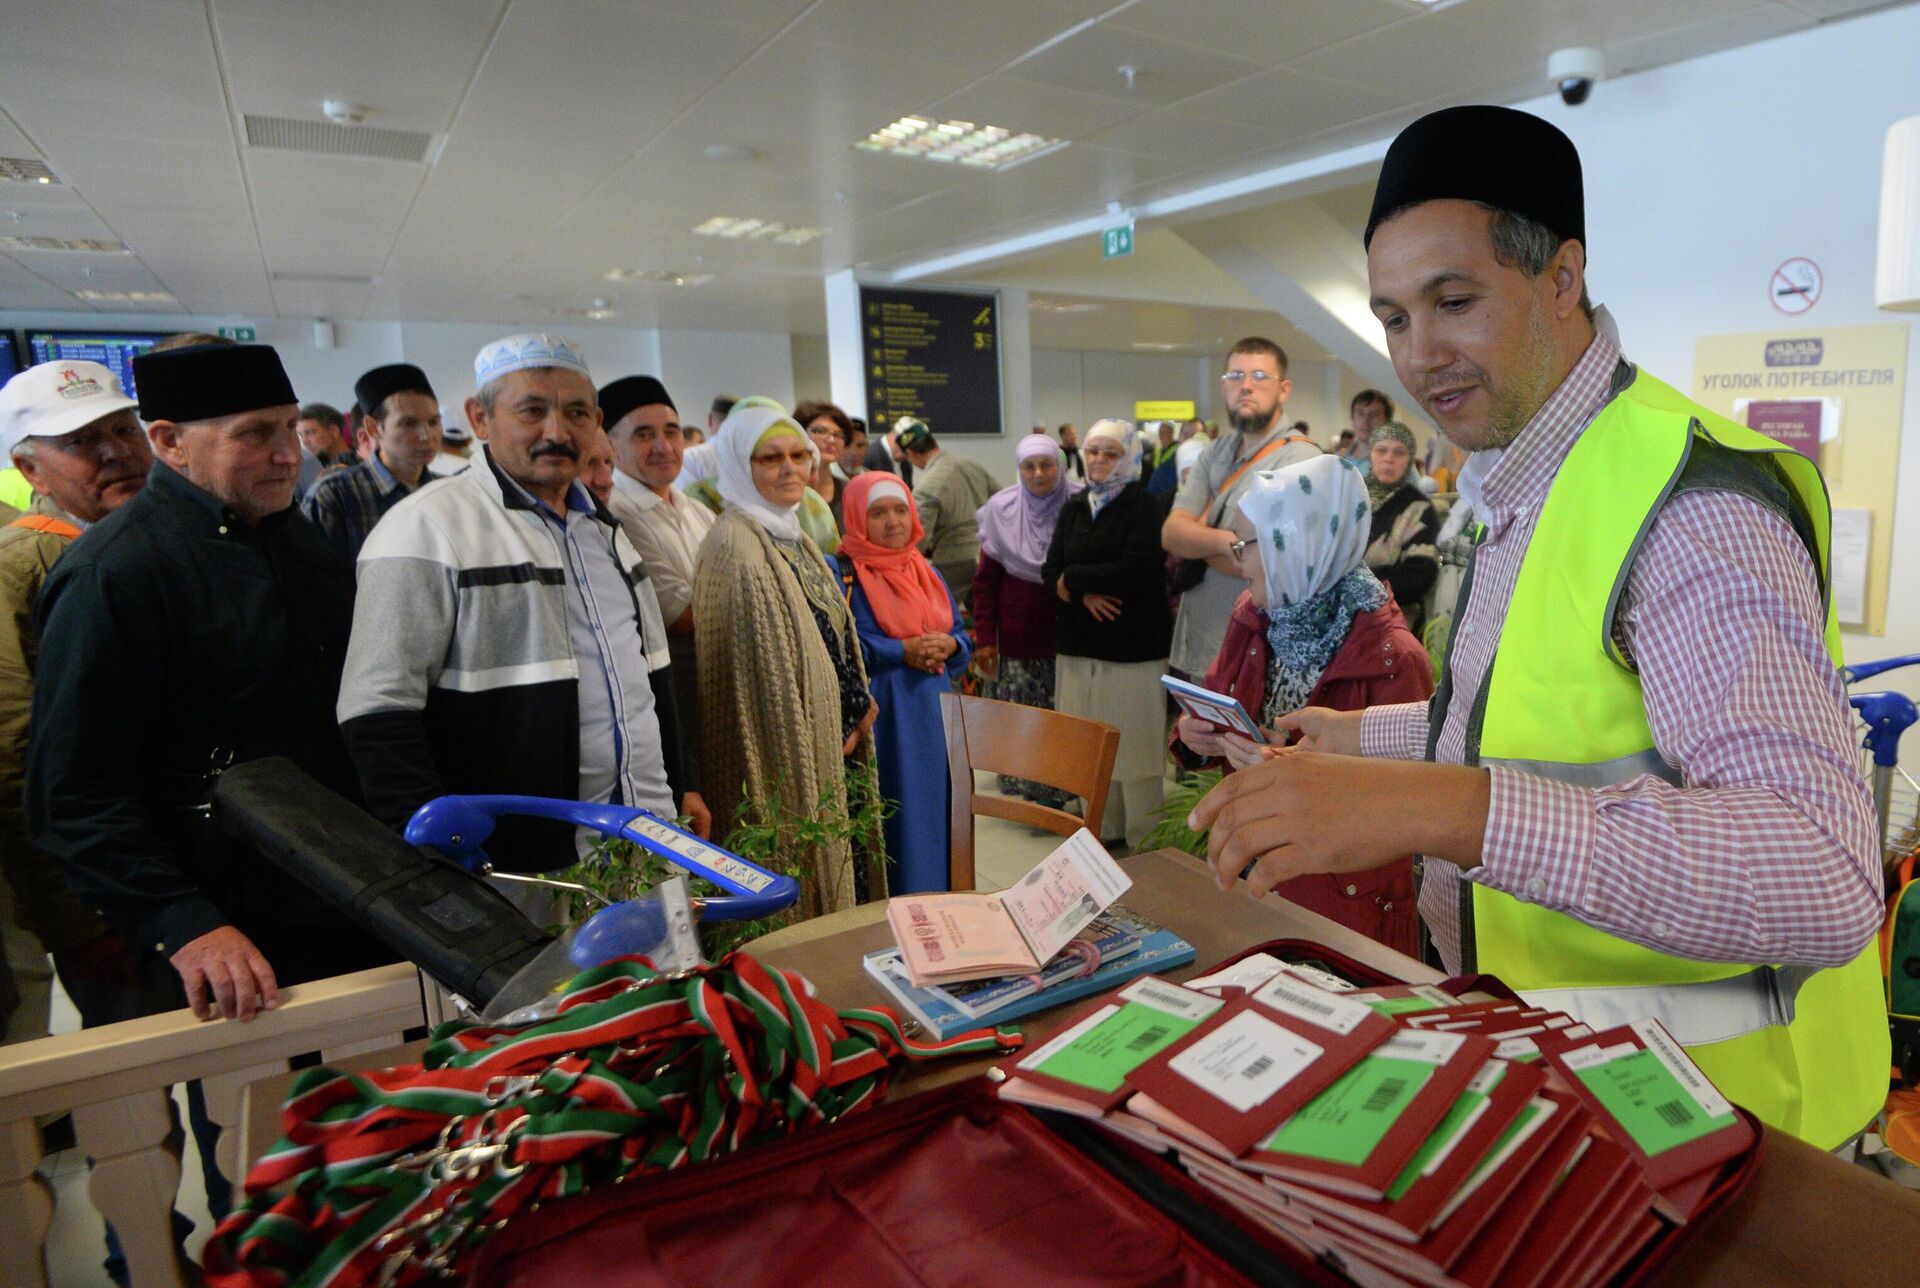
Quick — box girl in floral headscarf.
[1171,454,1431,953]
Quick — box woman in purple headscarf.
[972,433,1074,802]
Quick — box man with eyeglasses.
[0,360,150,1046]
[1162,336,1321,678]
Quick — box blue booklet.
[1161,674,1263,739]
[863,907,1197,1040]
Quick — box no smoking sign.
[1771,257,1822,315]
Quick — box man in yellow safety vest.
[1193,106,1887,1150]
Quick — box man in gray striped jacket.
[337,334,708,871]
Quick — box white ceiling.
[0,0,1900,334]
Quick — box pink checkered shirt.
[1361,329,1881,973]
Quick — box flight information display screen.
[27,330,176,400]
[0,332,19,386]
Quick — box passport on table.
[885,828,1130,987]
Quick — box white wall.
[1511,5,1920,671]
[790,333,830,404]
[1030,347,1212,431]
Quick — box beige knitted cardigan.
[693,508,885,923]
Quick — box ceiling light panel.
[857,116,1064,170]
[0,235,128,252]
[0,158,58,185]
[73,289,174,302]
[691,216,826,244]
[603,268,715,286]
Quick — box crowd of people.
[0,324,1470,1067]
[0,101,1888,1207]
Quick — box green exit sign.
[1103,222,1134,258]
[217,325,256,342]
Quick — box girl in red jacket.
[1172,454,1432,955]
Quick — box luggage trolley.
[210,759,799,1021]
[1846,653,1920,883]
[1842,655,1920,1164]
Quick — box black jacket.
[1042,481,1174,663]
[27,464,388,981]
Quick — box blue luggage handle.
[404,794,799,922]
[1851,692,1919,769]
[1843,653,1920,685]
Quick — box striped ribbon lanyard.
[202,952,1021,1287]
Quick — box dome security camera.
[1548,47,1604,106]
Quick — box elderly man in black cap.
[28,343,392,1030]
[301,363,443,558]
[599,375,714,750]
[1192,106,1885,1151]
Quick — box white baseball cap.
[0,360,139,459]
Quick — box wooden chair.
[940,692,1121,890]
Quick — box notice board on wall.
[860,286,1002,434]
[1693,323,1907,635]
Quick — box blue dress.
[847,572,973,895]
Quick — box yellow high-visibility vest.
[1457,368,1886,1149]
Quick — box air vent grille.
[0,157,58,184]
[271,271,376,285]
[243,115,432,162]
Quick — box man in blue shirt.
[301,363,442,557]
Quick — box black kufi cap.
[1364,106,1585,252]
[354,363,436,420]
[133,343,297,423]
[598,375,675,430]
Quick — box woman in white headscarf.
[973,433,1076,803]
[1041,419,1173,848]
[1170,455,1431,953]
[692,405,884,921]
[686,396,841,553]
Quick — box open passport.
[885,829,1132,987]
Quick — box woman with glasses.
[839,472,972,894]
[795,399,852,532]
[1171,455,1431,954]
[686,396,841,554]
[693,405,885,921]
[1042,420,1173,849]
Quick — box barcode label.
[1251,976,1372,1036]
[1363,1078,1410,1113]
[1378,1029,1465,1066]
[1631,1018,1735,1121]
[1655,1099,1694,1128]
[1169,1011,1322,1113]
[1120,976,1222,1021]
[1128,1025,1172,1052]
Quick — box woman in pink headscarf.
[972,432,1075,803]
[839,472,973,893]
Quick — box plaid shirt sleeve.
[1474,490,1884,968]
[1361,701,1430,761]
